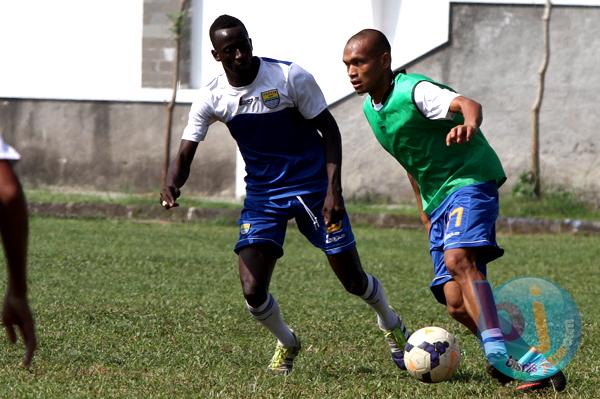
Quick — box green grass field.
[1,216,598,398]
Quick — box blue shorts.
[234,192,356,258]
[428,182,504,304]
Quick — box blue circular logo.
[490,277,581,381]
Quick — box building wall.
[338,3,600,204]
[142,0,192,88]
[0,99,236,198]
[2,4,599,204]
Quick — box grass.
[0,217,598,398]
[24,187,240,210]
[500,189,600,221]
[25,187,600,221]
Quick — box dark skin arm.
[160,140,199,209]
[407,172,430,234]
[309,109,344,227]
[445,95,483,146]
[0,161,36,367]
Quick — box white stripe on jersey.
[182,57,327,142]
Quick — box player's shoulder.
[260,57,293,67]
[0,137,20,161]
[260,57,311,78]
[401,72,436,84]
[192,74,228,105]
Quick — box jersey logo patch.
[240,223,251,235]
[261,89,280,109]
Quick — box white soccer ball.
[404,326,461,383]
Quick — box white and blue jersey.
[182,57,328,200]
[0,137,20,161]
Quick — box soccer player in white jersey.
[0,137,37,367]
[160,15,410,375]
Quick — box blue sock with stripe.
[480,328,508,361]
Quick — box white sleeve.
[413,81,460,120]
[0,137,20,161]
[181,89,216,142]
[288,63,328,120]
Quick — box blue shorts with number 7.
[428,181,504,304]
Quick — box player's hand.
[2,293,36,368]
[160,185,181,209]
[445,124,478,146]
[323,191,345,227]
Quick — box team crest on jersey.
[240,223,251,235]
[261,89,280,109]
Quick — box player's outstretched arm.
[160,139,199,209]
[0,160,36,368]
[445,96,483,146]
[310,109,344,226]
[407,173,430,233]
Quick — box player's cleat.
[267,331,301,376]
[515,370,567,392]
[513,346,560,380]
[485,361,514,385]
[383,321,410,370]
[487,347,567,392]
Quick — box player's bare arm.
[445,96,483,146]
[160,140,199,209]
[0,160,37,367]
[310,109,344,226]
[407,172,430,233]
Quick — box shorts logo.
[326,221,343,234]
[261,89,280,109]
[326,233,346,244]
[240,223,251,235]
[444,231,460,241]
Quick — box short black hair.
[209,15,248,46]
[347,29,391,55]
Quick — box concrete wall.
[142,0,192,88]
[0,99,236,198]
[337,3,600,204]
[2,4,599,204]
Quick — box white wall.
[1,0,598,103]
[0,0,143,100]
[194,0,449,104]
[0,0,450,103]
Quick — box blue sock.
[480,328,508,362]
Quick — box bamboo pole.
[530,0,552,198]
[162,0,189,186]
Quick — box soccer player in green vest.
[342,29,566,392]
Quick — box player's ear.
[211,49,220,62]
[382,52,391,69]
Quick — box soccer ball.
[404,326,461,383]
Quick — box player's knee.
[446,302,468,321]
[444,251,476,278]
[240,279,268,307]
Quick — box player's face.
[211,26,254,83]
[343,39,388,96]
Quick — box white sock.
[361,274,405,333]
[246,294,296,347]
